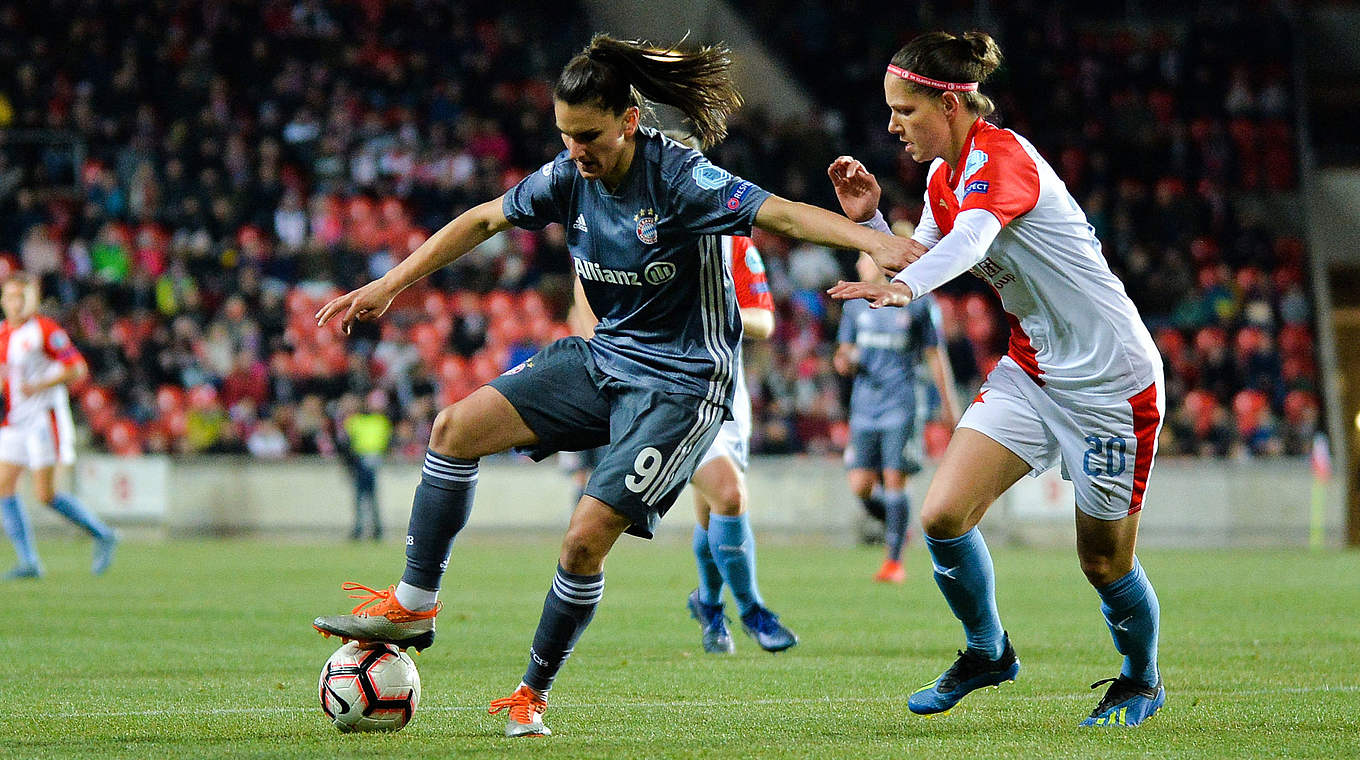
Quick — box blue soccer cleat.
[740,605,799,653]
[908,632,1020,715]
[92,532,119,576]
[1080,675,1165,726]
[686,589,735,654]
[2,564,42,581]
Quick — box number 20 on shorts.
[1082,435,1127,477]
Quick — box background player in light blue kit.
[835,253,958,582]
[312,34,917,737]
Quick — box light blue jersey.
[503,127,771,408]
[837,297,940,430]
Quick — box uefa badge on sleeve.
[635,208,658,244]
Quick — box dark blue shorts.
[489,337,725,538]
[845,420,920,475]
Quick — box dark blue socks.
[1096,558,1160,687]
[924,527,1004,659]
[883,490,910,562]
[400,450,477,591]
[523,565,604,694]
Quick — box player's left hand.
[827,280,914,309]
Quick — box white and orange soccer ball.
[319,641,421,732]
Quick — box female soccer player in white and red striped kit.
[828,30,1166,727]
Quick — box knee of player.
[918,495,976,540]
[1078,555,1128,588]
[847,473,876,500]
[558,529,608,575]
[429,404,477,459]
[708,482,746,516]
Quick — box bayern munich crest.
[635,208,658,244]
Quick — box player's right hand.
[872,236,930,277]
[316,279,398,334]
[827,156,882,223]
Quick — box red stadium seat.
[1231,389,1269,434]
[105,419,143,457]
[80,386,113,417]
[1283,390,1318,426]
[156,385,186,415]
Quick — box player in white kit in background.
[683,234,798,654]
[568,233,799,655]
[0,274,118,580]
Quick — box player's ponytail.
[889,31,1003,118]
[555,33,743,149]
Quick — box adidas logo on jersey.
[573,214,589,233]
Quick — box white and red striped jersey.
[0,316,83,425]
[905,119,1160,398]
[723,236,775,314]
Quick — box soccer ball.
[319,641,421,732]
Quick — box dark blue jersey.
[503,126,771,406]
[837,296,940,430]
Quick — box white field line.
[37,684,1360,720]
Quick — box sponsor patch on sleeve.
[964,179,990,197]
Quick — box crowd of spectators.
[0,0,1323,462]
[740,0,1321,457]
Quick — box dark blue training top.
[503,126,771,407]
[837,296,941,430]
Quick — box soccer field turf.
[4,535,1358,759]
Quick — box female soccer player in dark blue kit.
[312,34,918,737]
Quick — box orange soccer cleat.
[874,559,906,584]
[489,684,551,737]
[312,582,441,651]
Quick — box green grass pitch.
[3,534,1358,759]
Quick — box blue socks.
[708,513,764,617]
[924,527,1004,659]
[1097,558,1160,687]
[400,450,477,592]
[884,490,910,562]
[1,495,39,569]
[524,565,604,694]
[50,493,113,540]
[692,524,724,605]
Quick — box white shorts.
[0,407,77,469]
[957,357,1164,520]
[697,417,749,472]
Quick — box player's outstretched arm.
[317,197,513,333]
[753,196,921,276]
